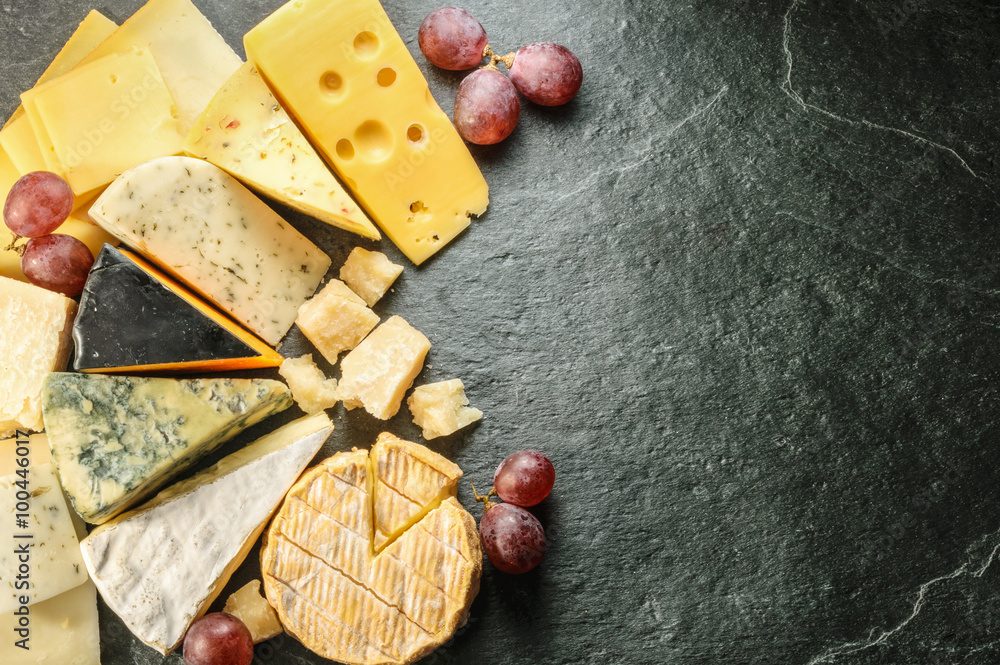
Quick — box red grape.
[480,502,546,574]
[419,7,488,70]
[3,171,73,238]
[454,68,520,145]
[509,42,583,106]
[182,613,254,665]
[20,234,94,297]
[494,450,555,507]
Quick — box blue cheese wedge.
[80,413,332,655]
[89,156,332,346]
[42,373,292,524]
[0,462,88,612]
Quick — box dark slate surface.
[3,0,1000,663]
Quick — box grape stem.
[471,478,499,512]
[3,234,25,256]
[482,44,515,71]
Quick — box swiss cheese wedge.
[261,435,481,665]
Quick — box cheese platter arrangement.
[0,0,579,663]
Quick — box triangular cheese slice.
[80,413,332,655]
[184,62,379,240]
[42,373,292,524]
[73,245,283,373]
[370,432,461,552]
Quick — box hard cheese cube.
[339,247,403,307]
[89,156,332,346]
[0,462,88,612]
[279,354,339,414]
[296,279,379,364]
[223,580,283,643]
[336,315,430,420]
[245,0,489,265]
[22,51,182,196]
[0,277,76,437]
[0,580,100,665]
[407,379,483,440]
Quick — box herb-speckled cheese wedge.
[89,156,332,346]
[42,373,292,524]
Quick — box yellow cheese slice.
[244,0,489,265]
[0,115,47,175]
[261,437,481,665]
[0,580,101,665]
[185,62,379,240]
[76,0,242,135]
[25,51,182,197]
[3,10,117,130]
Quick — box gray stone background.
[3,0,1000,663]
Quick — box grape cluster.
[474,449,555,574]
[3,171,94,297]
[419,7,583,145]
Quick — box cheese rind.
[42,373,292,523]
[184,62,379,240]
[296,279,379,365]
[23,51,183,196]
[73,245,283,373]
[407,379,483,440]
[371,432,461,551]
[261,439,481,665]
[339,247,403,307]
[0,277,77,437]
[0,580,101,665]
[0,462,88,612]
[90,156,332,346]
[80,413,332,654]
[76,0,242,135]
[244,0,489,264]
[335,315,431,419]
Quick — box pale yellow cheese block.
[339,247,403,307]
[261,438,481,665]
[279,354,339,414]
[0,278,76,437]
[24,51,182,197]
[245,0,489,265]
[296,279,380,366]
[3,10,117,130]
[223,580,283,643]
[184,62,379,240]
[407,379,483,440]
[335,315,430,419]
[76,0,242,135]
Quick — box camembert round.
[261,434,482,665]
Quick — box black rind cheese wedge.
[73,244,283,373]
